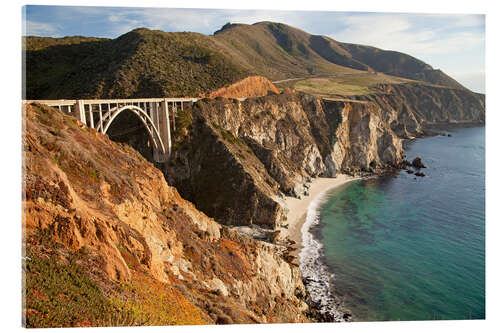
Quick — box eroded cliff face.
[208,75,280,99]
[23,103,310,327]
[166,83,484,229]
[166,90,406,228]
[357,83,485,138]
[323,99,405,174]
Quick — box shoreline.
[280,174,360,321]
[280,174,359,261]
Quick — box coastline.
[280,174,359,321]
[280,174,358,261]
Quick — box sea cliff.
[165,83,483,229]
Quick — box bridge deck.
[23,97,198,106]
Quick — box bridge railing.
[23,98,198,163]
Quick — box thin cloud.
[331,13,484,56]
[23,19,60,37]
[101,8,305,36]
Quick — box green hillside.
[212,22,366,79]
[24,29,250,99]
[339,42,467,90]
[23,22,469,99]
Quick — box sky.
[22,5,485,93]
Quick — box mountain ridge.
[23,21,473,99]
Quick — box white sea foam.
[298,178,358,321]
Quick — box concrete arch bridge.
[24,98,198,163]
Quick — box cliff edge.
[22,103,311,327]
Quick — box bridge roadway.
[23,98,199,163]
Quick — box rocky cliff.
[165,83,484,229]
[166,89,406,228]
[22,103,311,327]
[357,83,485,138]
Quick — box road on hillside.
[272,72,377,84]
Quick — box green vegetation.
[339,42,466,90]
[24,247,126,327]
[213,22,362,79]
[289,73,413,96]
[213,123,247,148]
[23,246,208,327]
[24,29,250,99]
[294,78,373,96]
[172,106,193,150]
[24,22,467,100]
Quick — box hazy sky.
[23,5,485,93]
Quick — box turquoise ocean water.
[308,126,485,321]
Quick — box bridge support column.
[153,99,172,163]
[75,100,86,125]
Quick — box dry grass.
[290,73,413,96]
[209,76,279,98]
[294,78,372,96]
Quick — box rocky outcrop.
[322,99,405,174]
[411,157,426,169]
[166,90,406,228]
[23,103,310,327]
[165,83,484,229]
[208,76,280,99]
[356,83,485,138]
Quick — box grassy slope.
[24,29,250,99]
[212,22,365,80]
[339,42,467,90]
[24,21,469,99]
[276,72,414,96]
[24,239,208,327]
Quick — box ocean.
[300,126,485,321]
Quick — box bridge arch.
[101,105,166,155]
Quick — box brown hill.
[22,103,310,327]
[208,76,279,98]
[214,22,467,90]
[212,22,366,80]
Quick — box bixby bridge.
[24,98,198,163]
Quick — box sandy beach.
[280,174,358,258]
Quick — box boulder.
[411,157,426,169]
[270,230,281,243]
